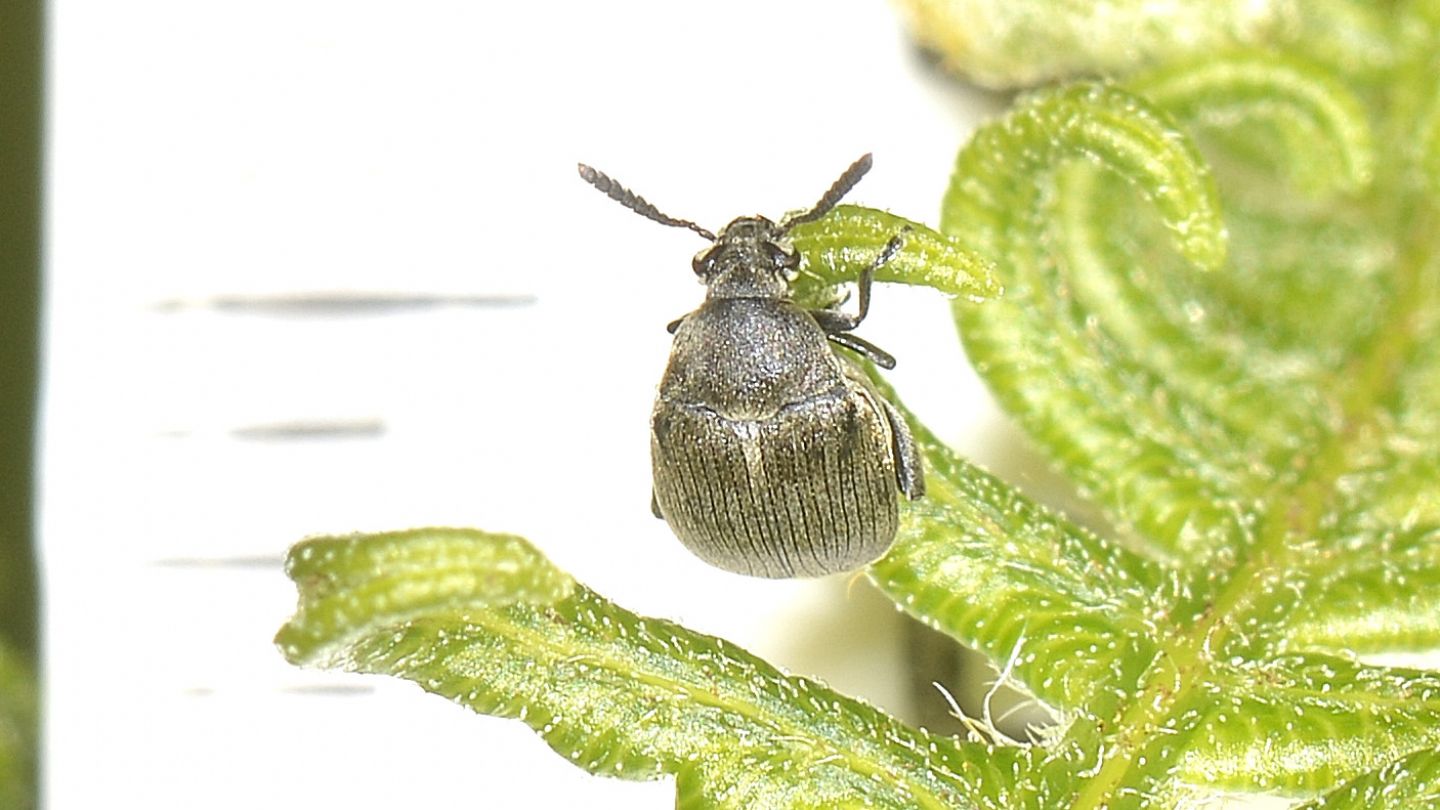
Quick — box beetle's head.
[576,152,874,300]
[691,216,796,299]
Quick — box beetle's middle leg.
[828,332,896,369]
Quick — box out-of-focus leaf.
[0,642,36,810]
[945,81,1236,558]
[891,0,1291,89]
[1128,52,1374,196]
[1286,0,1396,86]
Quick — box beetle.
[577,153,924,578]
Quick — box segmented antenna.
[577,163,716,241]
[781,153,873,230]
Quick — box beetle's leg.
[809,265,873,332]
[809,233,905,333]
[827,331,896,369]
[666,315,686,334]
[651,490,665,519]
[878,397,926,499]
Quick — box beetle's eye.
[691,249,710,276]
[767,242,797,271]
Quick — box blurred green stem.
[0,0,41,658]
[0,0,43,805]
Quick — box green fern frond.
[277,4,1440,807]
[902,11,1440,804]
[946,82,1242,559]
[277,530,1040,809]
[1128,52,1375,196]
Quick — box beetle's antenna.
[780,153,873,231]
[577,163,716,241]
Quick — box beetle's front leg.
[809,233,905,333]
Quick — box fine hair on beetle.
[578,154,924,579]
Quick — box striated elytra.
[577,154,924,578]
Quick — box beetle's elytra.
[577,154,924,578]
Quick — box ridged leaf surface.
[870,17,1440,806]
[278,529,1037,809]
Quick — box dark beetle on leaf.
[577,154,924,578]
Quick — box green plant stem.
[0,0,40,662]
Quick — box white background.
[40,1,1036,807]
